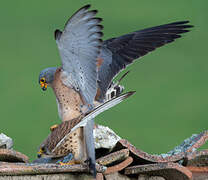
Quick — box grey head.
[39,67,57,91]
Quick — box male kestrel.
[38,4,193,177]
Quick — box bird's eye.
[40,78,46,83]
[41,147,45,152]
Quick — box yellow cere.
[40,78,48,89]
[37,148,43,156]
[40,78,45,84]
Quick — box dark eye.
[37,154,41,158]
[41,147,45,152]
[40,78,45,83]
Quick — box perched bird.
[38,4,193,177]
[37,92,135,164]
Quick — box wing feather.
[98,21,193,100]
[56,5,103,105]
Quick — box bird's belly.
[52,69,84,121]
[53,127,87,162]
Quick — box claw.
[56,153,80,165]
[59,160,77,166]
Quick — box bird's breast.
[52,68,84,121]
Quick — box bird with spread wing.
[38,4,193,177]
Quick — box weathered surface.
[166,130,208,155]
[105,172,136,180]
[0,162,88,175]
[188,166,208,173]
[185,149,208,167]
[0,149,29,163]
[0,133,13,149]
[0,130,207,179]
[192,173,208,180]
[114,130,208,164]
[96,149,129,166]
[138,174,165,180]
[125,163,192,180]
[94,125,121,149]
[104,157,133,174]
[0,174,94,180]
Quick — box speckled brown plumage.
[41,115,84,158]
[52,68,85,121]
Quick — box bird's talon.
[58,160,81,166]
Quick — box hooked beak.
[37,149,43,158]
[40,82,48,91]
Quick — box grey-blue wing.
[55,5,103,105]
[98,21,193,100]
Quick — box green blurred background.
[0,0,207,161]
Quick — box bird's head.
[37,144,50,158]
[37,146,46,158]
[39,67,57,91]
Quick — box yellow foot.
[50,124,59,131]
[59,159,81,166]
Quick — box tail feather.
[71,91,135,132]
[71,91,135,178]
[84,120,96,178]
[105,71,130,101]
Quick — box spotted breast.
[52,68,85,121]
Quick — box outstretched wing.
[55,5,103,105]
[98,21,193,100]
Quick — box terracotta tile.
[105,172,135,180]
[125,162,192,180]
[115,131,208,164]
[187,166,208,173]
[192,173,208,180]
[0,149,29,163]
[185,131,208,153]
[0,162,89,175]
[96,149,129,166]
[115,139,184,164]
[96,173,104,180]
[104,156,133,175]
[185,150,208,167]
[138,174,165,180]
[188,166,208,180]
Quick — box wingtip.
[181,20,194,28]
[83,4,91,10]
[123,91,136,99]
[170,20,194,29]
[54,29,62,40]
[127,91,136,96]
[118,70,130,83]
